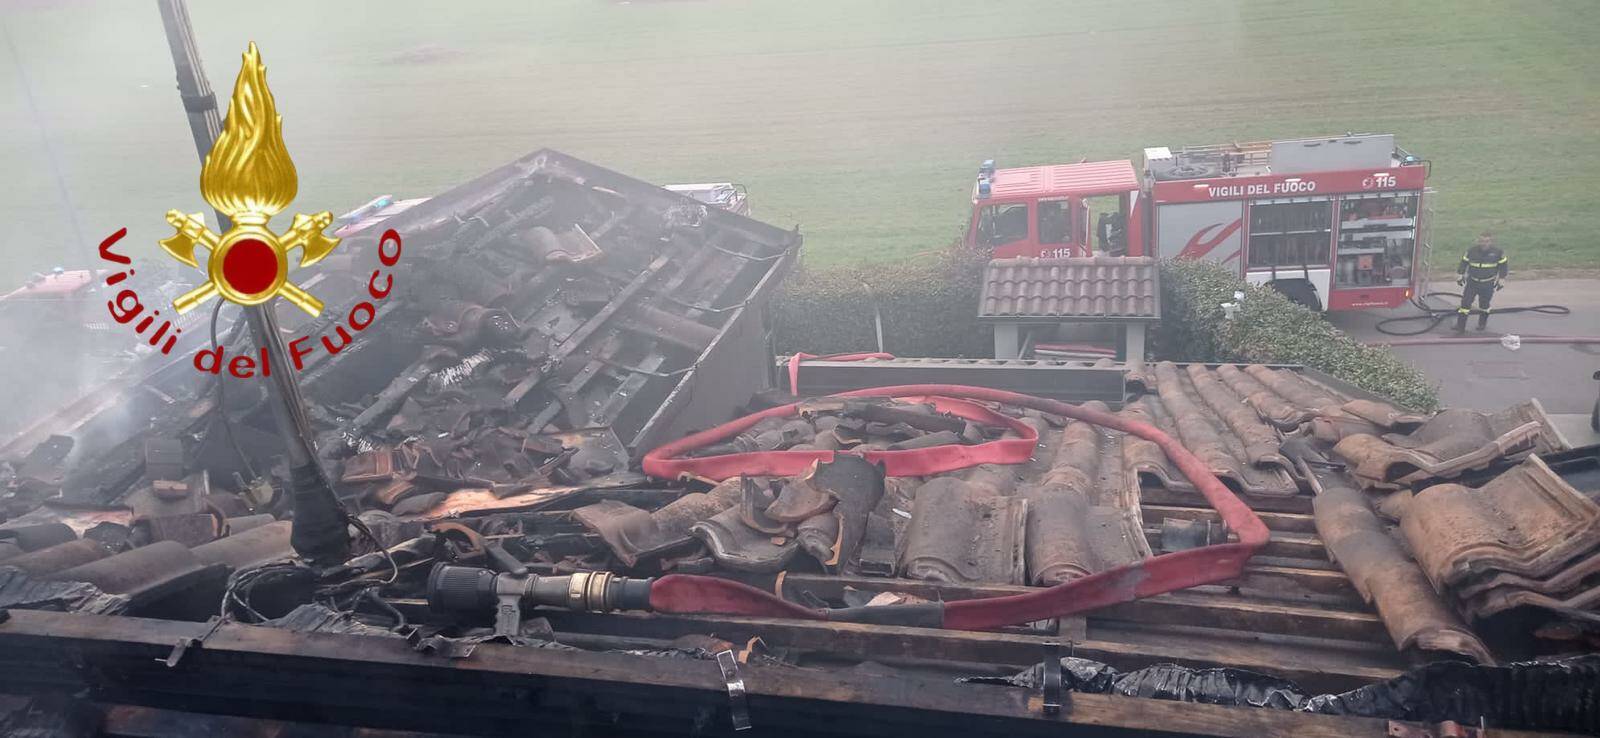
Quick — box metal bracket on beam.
[1040,641,1070,718]
[162,616,225,668]
[715,649,752,731]
[493,592,523,639]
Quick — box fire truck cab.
[965,159,1144,260]
[966,133,1430,312]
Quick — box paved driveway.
[1328,278,1600,445]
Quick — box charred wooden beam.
[0,609,1450,738]
[619,305,719,355]
[1091,591,1386,644]
[98,703,468,738]
[537,610,1402,694]
[1139,486,1313,514]
[1142,527,1327,561]
[505,254,672,406]
[1142,504,1318,534]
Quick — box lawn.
[1,0,1597,282]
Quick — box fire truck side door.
[978,202,1030,249]
[972,206,992,245]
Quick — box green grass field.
[2,0,1596,282]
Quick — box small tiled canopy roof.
[979,256,1160,322]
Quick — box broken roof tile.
[1334,401,1565,489]
[1401,454,1600,591]
[1312,475,1492,663]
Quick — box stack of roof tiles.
[1326,400,1596,629]
[1400,454,1600,624]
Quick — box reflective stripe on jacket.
[1457,244,1508,281]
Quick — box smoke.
[0,261,224,467]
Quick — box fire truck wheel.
[1269,280,1322,312]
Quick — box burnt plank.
[98,704,470,738]
[1259,531,1327,560]
[506,253,672,405]
[1237,563,1358,599]
[575,247,730,428]
[0,609,1462,738]
[1087,620,1401,677]
[1143,527,1327,561]
[1091,590,1387,644]
[540,610,1401,694]
[1250,554,1338,571]
[1139,486,1313,514]
[1143,504,1317,534]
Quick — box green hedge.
[773,243,991,358]
[1154,259,1439,411]
[772,246,1438,411]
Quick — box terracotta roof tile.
[979,256,1160,320]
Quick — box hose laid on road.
[1370,335,1600,348]
[1374,289,1570,336]
[643,384,1270,631]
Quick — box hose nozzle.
[426,564,654,616]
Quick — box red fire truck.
[966,133,1431,311]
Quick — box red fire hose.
[643,393,1037,479]
[642,384,1270,631]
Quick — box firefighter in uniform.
[1455,232,1508,331]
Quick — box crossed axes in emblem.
[161,210,338,317]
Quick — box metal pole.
[154,0,348,564]
[154,0,227,232]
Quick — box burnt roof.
[4,149,800,509]
[0,355,1590,735]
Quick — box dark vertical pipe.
[154,0,229,232]
[153,1,348,564]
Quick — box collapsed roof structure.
[0,151,1597,738]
